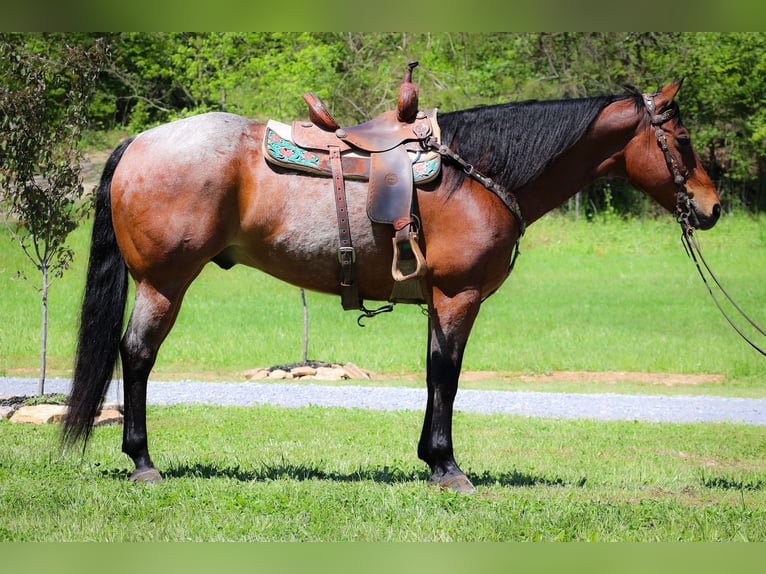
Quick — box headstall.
[642,92,693,232]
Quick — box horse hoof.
[431,474,477,494]
[129,468,163,483]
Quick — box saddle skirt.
[262,110,441,225]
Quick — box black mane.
[437,91,644,193]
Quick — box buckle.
[338,246,356,263]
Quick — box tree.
[0,34,107,394]
[300,289,310,364]
[677,32,766,211]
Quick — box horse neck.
[517,98,643,226]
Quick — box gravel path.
[2,377,765,425]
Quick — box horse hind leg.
[120,280,189,482]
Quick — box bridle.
[642,92,692,229]
[643,91,766,357]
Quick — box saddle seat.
[303,94,432,153]
[304,59,420,133]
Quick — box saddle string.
[645,91,766,356]
[356,302,395,327]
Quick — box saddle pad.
[263,120,441,184]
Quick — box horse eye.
[677,134,691,147]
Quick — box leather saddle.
[264,109,441,220]
[262,62,439,308]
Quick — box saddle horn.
[397,61,420,123]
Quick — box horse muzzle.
[689,200,721,231]
[676,188,721,232]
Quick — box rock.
[290,365,317,378]
[10,404,68,425]
[94,409,123,426]
[244,368,270,380]
[244,362,371,382]
[342,362,371,380]
[0,406,15,420]
[313,366,348,381]
[7,403,122,426]
[102,401,123,413]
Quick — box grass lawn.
[1,403,765,542]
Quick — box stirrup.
[391,232,427,282]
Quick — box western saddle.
[263,61,440,313]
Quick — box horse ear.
[657,79,683,108]
[669,78,684,98]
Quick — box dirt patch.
[459,370,725,386]
[80,150,110,194]
[2,367,725,387]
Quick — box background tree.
[0,33,107,394]
[4,33,764,237]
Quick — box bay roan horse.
[63,81,720,493]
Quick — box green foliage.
[94,32,348,129]
[676,33,766,211]
[0,34,106,276]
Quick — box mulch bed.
[0,393,68,407]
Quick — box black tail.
[62,137,135,448]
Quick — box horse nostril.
[712,203,721,219]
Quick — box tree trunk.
[38,264,48,396]
[575,191,581,220]
[301,288,309,364]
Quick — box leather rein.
[644,92,766,357]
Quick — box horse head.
[623,81,721,230]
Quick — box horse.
[63,80,720,494]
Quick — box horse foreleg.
[120,282,186,482]
[418,287,481,494]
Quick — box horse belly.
[235,173,397,300]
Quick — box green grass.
[1,213,765,395]
[1,403,765,541]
